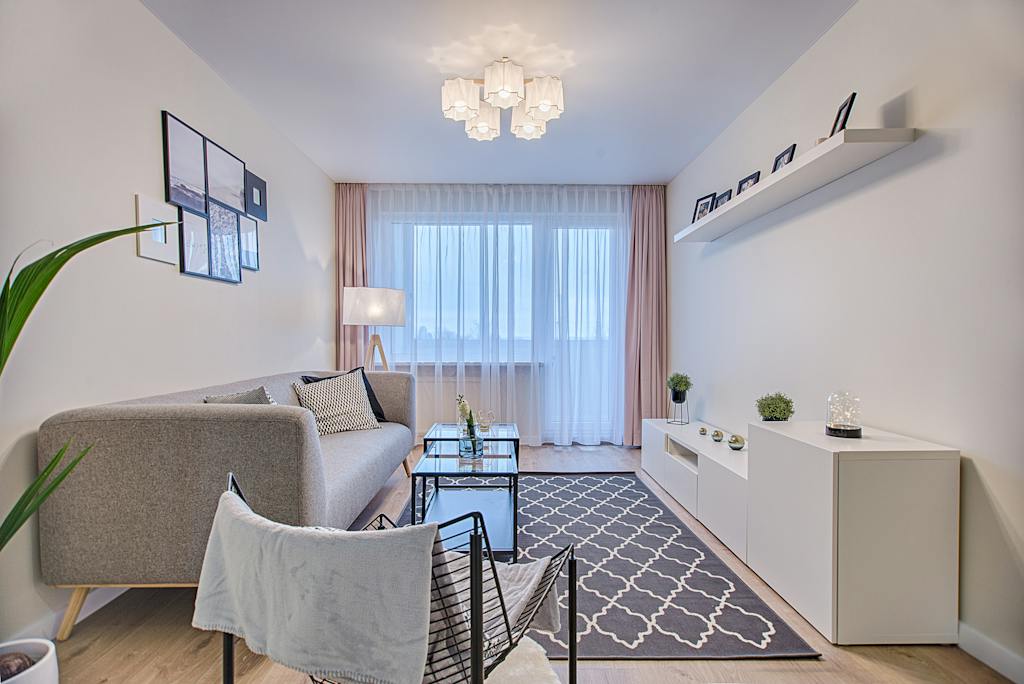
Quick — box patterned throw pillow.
[204,386,276,405]
[293,372,380,435]
[301,368,387,422]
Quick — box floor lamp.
[342,287,406,371]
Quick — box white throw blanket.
[192,492,438,684]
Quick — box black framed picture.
[692,192,717,223]
[179,207,210,277]
[772,143,797,173]
[244,170,267,221]
[830,92,857,137]
[162,112,207,214]
[240,214,259,271]
[737,171,761,195]
[208,201,242,283]
[206,140,246,213]
[713,190,732,209]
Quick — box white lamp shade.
[483,58,525,109]
[525,76,564,122]
[441,78,480,122]
[511,102,545,140]
[465,101,500,141]
[342,287,406,326]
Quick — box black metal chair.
[219,473,577,684]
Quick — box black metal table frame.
[411,461,519,563]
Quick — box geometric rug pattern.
[402,473,819,659]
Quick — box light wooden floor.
[56,445,1006,683]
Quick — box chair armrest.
[36,404,326,586]
[365,371,416,432]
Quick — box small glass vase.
[459,427,484,459]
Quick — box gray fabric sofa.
[37,370,414,638]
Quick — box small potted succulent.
[756,392,795,421]
[666,373,692,405]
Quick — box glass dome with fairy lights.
[826,391,862,438]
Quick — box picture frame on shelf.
[830,92,857,137]
[692,192,716,223]
[772,143,797,172]
[135,193,179,265]
[162,112,207,214]
[713,189,732,209]
[244,170,267,221]
[206,140,246,213]
[207,200,243,283]
[239,214,259,271]
[179,207,211,278]
[737,171,760,195]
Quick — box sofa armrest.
[365,371,416,433]
[36,404,326,586]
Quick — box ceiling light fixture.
[442,57,564,142]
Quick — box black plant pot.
[671,389,687,404]
[761,416,787,422]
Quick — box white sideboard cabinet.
[746,421,960,644]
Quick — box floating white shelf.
[673,128,917,243]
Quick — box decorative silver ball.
[711,430,724,442]
[698,427,708,436]
[728,434,746,451]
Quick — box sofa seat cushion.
[319,422,413,529]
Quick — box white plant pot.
[0,639,58,684]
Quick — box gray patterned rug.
[398,473,819,659]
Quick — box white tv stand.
[640,419,749,562]
[640,418,960,645]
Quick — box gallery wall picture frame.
[240,214,259,271]
[737,171,761,195]
[206,140,246,213]
[772,143,797,172]
[179,207,211,278]
[713,189,732,209]
[207,200,243,284]
[244,170,267,221]
[135,193,180,265]
[162,112,207,214]
[692,192,717,223]
[830,92,857,137]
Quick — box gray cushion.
[203,386,276,405]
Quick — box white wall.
[666,0,1023,678]
[0,0,336,638]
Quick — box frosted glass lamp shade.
[465,101,500,141]
[825,390,862,438]
[511,102,545,140]
[483,57,525,109]
[342,287,406,326]
[441,78,480,122]
[525,76,564,122]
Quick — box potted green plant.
[0,223,168,683]
[756,392,795,422]
[666,373,692,404]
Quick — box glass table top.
[424,422,520,441]
[413,456,518,477]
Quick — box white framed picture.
[135,193,179,265]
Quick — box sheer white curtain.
[366,184,631,446]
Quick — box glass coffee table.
[423,422,521,462]
[411,439,518,562]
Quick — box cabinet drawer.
[697,455,748,561]
[642,447,697,515]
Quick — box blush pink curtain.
[624,185,668,446]
[336,183,368,370]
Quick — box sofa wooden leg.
[56,586,90,641]
[402,457,412,477]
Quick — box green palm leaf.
[0,222,172,553]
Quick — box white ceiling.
[141,0,854,184]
